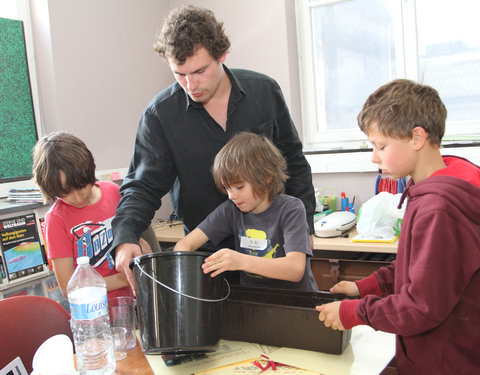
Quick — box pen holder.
[341,197,355,213]
[341,197,348,211]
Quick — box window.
[296,0,480,152]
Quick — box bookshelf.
[0,199,67,309]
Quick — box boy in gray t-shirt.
[174,132,318,291]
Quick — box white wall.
[30,0,301,170]
[30,0,173,170]
[26,0,376,218]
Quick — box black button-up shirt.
[112,66,315,251]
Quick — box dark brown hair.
[32,132,96,203]
[357,79,447,146]
[213,132,288,201]
[153,5,230,63]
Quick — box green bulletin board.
[0,17,38,182]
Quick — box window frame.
[296,0,480,165]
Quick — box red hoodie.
[340,156,480,375]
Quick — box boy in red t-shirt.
[33,132,151,300]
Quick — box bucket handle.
[133,258,230,303]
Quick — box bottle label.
[69,293,108,320]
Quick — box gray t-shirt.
[198,194,318,291]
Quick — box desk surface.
[118,327,395,375]
[74,339,154,374]
[153,223,398,254]
[114,339,154,375]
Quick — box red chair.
[0,295,73,374]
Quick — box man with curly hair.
[111,5,315,289]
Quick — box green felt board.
[0,17,38,182]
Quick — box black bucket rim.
[129,251,215,269]
[131,251,230,303]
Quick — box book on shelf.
[7,188,43,203]
[0,213,47,281]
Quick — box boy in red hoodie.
[316,79,480,374]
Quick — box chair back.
[0,295,73,373]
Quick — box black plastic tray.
[221,285,351,354]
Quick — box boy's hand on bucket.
[115,243,143,293]
[202,249,245,277]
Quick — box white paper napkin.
[31,334,78,375]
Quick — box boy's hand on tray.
[316,302,346,330]
[330,280,359,297]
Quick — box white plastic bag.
[356,192,406,239]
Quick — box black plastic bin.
[221,285,351,354]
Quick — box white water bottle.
[67,256,116,375]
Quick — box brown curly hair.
[153,5,230,63]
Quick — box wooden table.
[74,339,154,374]
[153,222,398,292]
[312,228,397,253]
[116,331,396,375]
[114,339,154,375]
[153,223,398,253]
[152,222,185,244]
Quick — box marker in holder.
[341,192,355,213]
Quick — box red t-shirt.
[45,181,133,300]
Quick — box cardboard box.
[221,285,351,354]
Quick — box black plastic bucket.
[130,252,228,355]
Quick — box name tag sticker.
[240,236,267,250]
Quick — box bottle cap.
[77,256,90,265]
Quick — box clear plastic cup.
[108,296,137,349]
[111,326,127,361]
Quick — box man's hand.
[330,280,360,297]
[316,301,345,330]
[114,243,142,292]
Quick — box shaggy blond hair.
[213,132,288,201]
